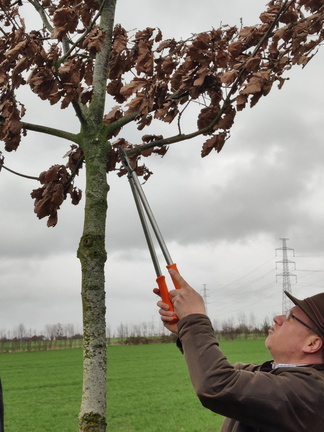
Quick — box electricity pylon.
[201,284,209,315]
[275,238,297,314]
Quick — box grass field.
[0,339,269,431]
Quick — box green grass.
[0,339,269,431]
[1,349,83,432]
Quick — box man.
[156,269,324,432]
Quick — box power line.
[208,257,275,298]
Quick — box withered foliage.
[0,0,323,224]
[31,147,83,227]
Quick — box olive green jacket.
[177,314,324,432]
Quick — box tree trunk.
[77,127,110,432]
[77,1,117,430]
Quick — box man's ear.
[303,335,323,355]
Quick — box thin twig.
[177,99,191,135]
[64,155,84,192]
[28,0,53,33]
[1,164,39,181]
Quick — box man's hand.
[154,268,206,333]
[168,269,206,318]
[154,287,179,333]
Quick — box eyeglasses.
[285,310,319,335]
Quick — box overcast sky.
[1,0,324,336]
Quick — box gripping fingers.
[159,309,176,323]
[157,299,170,310]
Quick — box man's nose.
[273,314,285,325]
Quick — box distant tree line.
[214,316,271,340]
[0,314,271,352]
[0,322,84,353]
[108,313,272,344]
[0,322,83,342]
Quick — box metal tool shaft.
[127,173,162,277]
[119,149,173,266]
[119,148,181,318]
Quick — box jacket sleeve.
[177,314,324,432]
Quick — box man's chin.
[265,333,272,350]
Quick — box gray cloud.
[1,1,323,333]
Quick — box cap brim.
[284,291,302,308]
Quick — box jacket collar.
[260,360,324,372]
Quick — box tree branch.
[71,101,88,125]
[249,0,294,59]
[22,122,80,143]
[104,112,138,138]
[0,164,39,181]
[28,0,89,124]
[126,103,230,156]
[56,3,105,66]
[88,0,117,123]
[127,0,299,157]
[28,0,53,33]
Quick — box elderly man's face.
[265,306,316,363]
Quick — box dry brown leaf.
[53,7,78,40]
[220,70,239,86]
[215,107,236,131]
[120,79,148,99]
[103,106,123,124]
[236,94,248,111]
[201,133,226,157]
[245,56,261,72]
[135,39,154,75]
[240,76,262,95]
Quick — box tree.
[15,323,28,340]
[0,1,323,430]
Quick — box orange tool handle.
[156,275,178,323]
[156,275,173,310]
[166,263,181,290]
